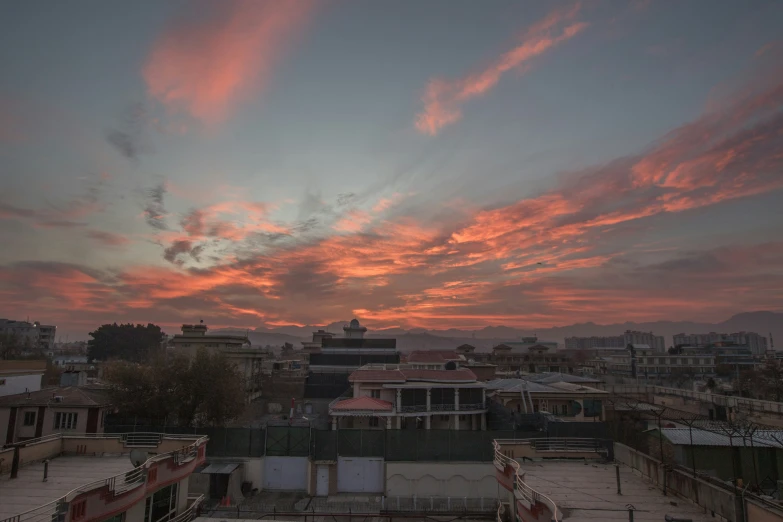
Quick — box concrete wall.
[386,462,500,498]
[747,499,783,522]
[0,373,43,396]
[614,442,739,522]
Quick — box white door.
[263,457,308,490]
[337,457,384,493]
[316,465,329,496]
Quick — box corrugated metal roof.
[659,428,783,448]
[200,463,240,474]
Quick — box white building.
[566,331,665,352]
[329,364,487,430]
[0,360,45,397]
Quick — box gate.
[337,456,384,493]
[265,426,310,456]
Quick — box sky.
[1,0,782,339]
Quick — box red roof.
[401,368,477,382]
[349,369,406,382]
[331,397,394,411]
[407,350,461,363]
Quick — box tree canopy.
[103,349,245,427]
[87,323,165,362]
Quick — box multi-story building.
[329,363,487,430]
[472,337,572,374]
[305,319,399,399]
[566,330,666,353]
[0,360,45,397]
[0,432,207,522]
[673,331,768,355]
[0,386,113,443]
[169,323,269,402]
[0,318,56,352]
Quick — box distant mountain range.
[214,311,782,352]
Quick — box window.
[54,412,78,430]
[23,411,36,426]
[0,378,6,385]
[103,514,125,522]
[560,404,568,415]
[441,415,449,421]
[370,389,381,399]
[368,417,379,427]
[70,500,87,521]
[144,483,178,522]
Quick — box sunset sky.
[1,0,782,338]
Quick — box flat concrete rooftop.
[518,460,713,522]
[0,455,134,520]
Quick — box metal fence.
[105,425,565,461]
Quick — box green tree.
[104,349,244,426]
[87,323,165,362]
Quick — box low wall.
[386,462,500,499]
[614,443,738,521]
[496,440,603,461]
[0,447,14,474]
[19,437,62,465]
[747,498,783,522]
[62,436,126,455]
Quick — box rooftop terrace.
[519,460,713,522]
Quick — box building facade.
[486,377,607,421]
[673,331,769,355]
[169,323,269,402]
[329,364,487,430]
[566,330,666,353]
[0,386,112,444]
[0,360,45,397]
[472,338,572,374]
[0,318,56,353]
[304,319,399,399]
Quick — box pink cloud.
[415,4,588,135]
[143,0,315,125]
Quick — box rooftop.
[349,366,478,384]
[406,350,462,363]
[657,427,783,448]
[0,386,111,407]
[0,456,134,520]
[331,396,393,411]
[518,460,713,522]
[485,378,606,395]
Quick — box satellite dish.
[129,449,149,467]
[444,361,457,370]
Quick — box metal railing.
[0,434,208,522]
[170,495,205,522]
[400,404,428,413]
[493,440,560,522]
[529,438,606,453]
[460,402,485,411]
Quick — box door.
[337,457,384,493]
[316,465,329,496]
[263,457,308,490]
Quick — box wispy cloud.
[415,4,588,135]
[143,183,169,230]
[87,230,130,247]
[143,0,315,125]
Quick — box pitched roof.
[348,367,478,383]
[484,378,605,395]
[407,350,461,363]
[0,386,111,408]
[401,368,477,382]
[349,369,406,383]
[331,396,394,411]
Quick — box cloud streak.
[143,0,315,125]
[415,4,588,135]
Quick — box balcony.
[0,433,208,522]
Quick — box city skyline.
[1,1,782,337]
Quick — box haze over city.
[1,0,782,339]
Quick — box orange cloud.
[144,0,315,124]
[415,4,588,135]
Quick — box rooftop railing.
[493,439,561,522]
[0,433,207,522]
